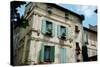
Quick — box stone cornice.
[30,37,72,48]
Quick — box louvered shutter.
[50,46,55,62]
[66,27,68,38]
[57,25,61,38]
[39,43,44,62]
[60,47,67,63]
[41,19,46,34]
[52,23,55,37]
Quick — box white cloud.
[75,5,97,18]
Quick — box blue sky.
[59,4,97,28]
[17,3,97,28]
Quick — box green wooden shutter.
[50,46,55,62]
[60,47,67,63]
[41,19,46,34]
[39,43,44,62]
[66,27,68,38]
[57,25,61,38]
[55,24,57,37]
[52,23,55,37]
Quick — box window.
[47,6,52,14]
[45,21,53,36]
[44,46,51,62]
[65,13,69,19]
[44,46,55,63]
[60,26,66,40]
[75,42,81,62]
[75,25,80,32]
[57,25,68,40]
[41,19,55,37]
[39,44,55,63]
[75,42,80,55]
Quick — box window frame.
[43,46,55,63]
[45,21,53,37]
[75,25,80,33]
[60,25,66,40]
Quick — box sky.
[59,4,97,28]
[17,3,97,28]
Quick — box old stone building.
[82,25,97,61]
[14,2,85,65]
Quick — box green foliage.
[61,32,66,40]
[62,32,66,37]
[47,28,52,33]
[45,28,52,36]
[11,1,29,29]
[19,16,29,28]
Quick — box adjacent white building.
[83,25,97,61]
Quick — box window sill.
[59,36,66,40]
[44,32,53,37]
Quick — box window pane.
[46,21,52,30]
[60,26,66,35]
[44,46,55,62]
[44,46,51,61]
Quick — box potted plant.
[61,32,66,40]
[45,28,52,36]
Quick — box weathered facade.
[14,2,86,65]
[83,25,97,61]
